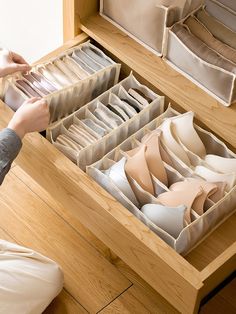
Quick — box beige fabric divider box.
[47,73,165,170]
[163,1,236,106]
[100,0,203,56]
[87,106,236,254]
[3,41,121,123]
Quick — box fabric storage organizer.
[101,0,236,106]
[0,1,235,313]
[2,41,120,123]
[47,73,164,170]
[87,106,236,254]
[164,0,236,106]
[100,0,203,55]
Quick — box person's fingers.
[25,97,42,104]
[11,51,29,65]
[7,63,31,74]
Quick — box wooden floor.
[0,163,234,314]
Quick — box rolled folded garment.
[63,56,90,80]
[172,23,236,74]
[185,16,236,64]
[81,45,112,67]
[16,79,42,98]
[30,72,58,93]
[196,9,236,50]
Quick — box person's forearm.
[0,128,22,184]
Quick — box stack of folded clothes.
[88,107,236,253]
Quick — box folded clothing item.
[16,80,42,98]
[196,9,236,50]
[56,134,82,151]
[107,104,130,121]
[23,74,50,95]
[81,46,111,67]
[72,49,103,72]
[68,124,97,146]
[46,63,74,86]
[54,59,80,84]
[30,72,58,93]
[63,56,89,80]
[185,16,236,64]
[172,23,236,74]
[81,119,107,137]
[128,88,153,106]
[93,103,124,129]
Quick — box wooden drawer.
[1,1,235,313]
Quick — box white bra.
[141,203,186,238]
[159,119,191,166]
[195,165,236,192]
[170,112,206,158]
[104,157,139,207]
[204,154,236,174]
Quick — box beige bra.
[141,132,168,186]
[157,185,202,224]
[125,145,154,195]
[170,178,217,216]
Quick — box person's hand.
[0,49,31,78]
[8,98,50,139]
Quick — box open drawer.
[1,1,235,313]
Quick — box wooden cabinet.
[1,1,235,313]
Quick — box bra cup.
[141,204,186,238]
[160,119,191,166]
[105,157,139,207]
[183,178,218,215]
[195,165,236,192]
[204,155,236,174]
[159,141,174,168]
[125,145,154,195]
[141,133,168,186]
[157,187,202,224]
[171,112,206,158]
[209,182,227,203]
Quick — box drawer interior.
[91,39,236,272]
[2,2,235,311]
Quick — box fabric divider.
[87,105,236,254]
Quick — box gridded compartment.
[47,73,165,170]
[3,41,121,123]
[88,106,236,254]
